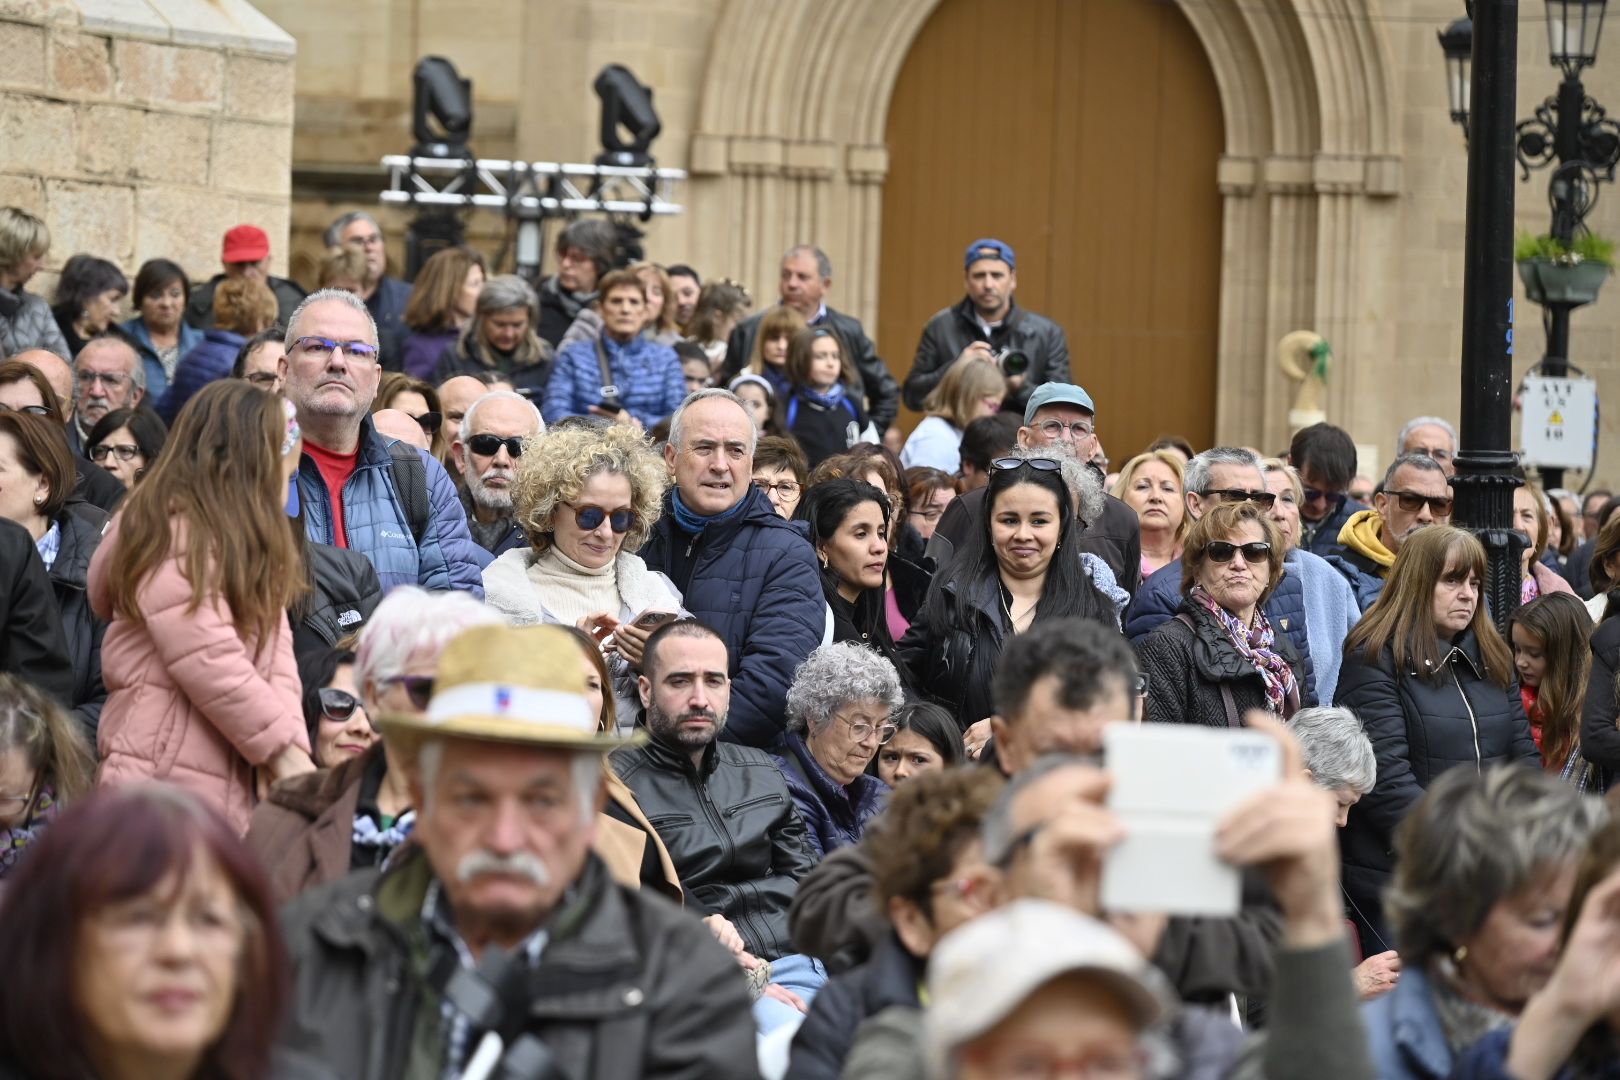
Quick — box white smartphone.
[1100,723,1282,917]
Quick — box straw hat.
[378,623,641,756]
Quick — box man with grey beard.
[609,619,823,1032]
[449,390,543,556]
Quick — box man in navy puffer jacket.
[640,389,824,750]
[284,290,487,597]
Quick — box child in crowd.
[744,303,806,400]
[781,326,872,467]
[1510,591,1599,788]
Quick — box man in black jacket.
[536,219,617,346]
[721,246,901,433]
[610,620,823,1033]
[927,382,1141,597]
[902,238,1071,411]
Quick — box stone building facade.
[0,0,295,288]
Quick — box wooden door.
[878,0,1225,459]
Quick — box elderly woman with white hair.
[774,641,904,859]
[1288,705,1402,1002]
[245,586,502,903]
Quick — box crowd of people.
[5,203,1620,1080]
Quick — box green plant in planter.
[1514,231,1616,267]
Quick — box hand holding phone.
[1100,723,1282,917]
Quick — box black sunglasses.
[1206,540,1272,564]
[413,411,443,436]
[1206,488,1277,509]
[318,688,362,722]
[991,457,1063,473]
[569,503,638,533]
[1388,490,1454,515]
[381,675,435,710]
[468,433,524,459]
[1302,488,1348,509]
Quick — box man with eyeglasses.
[609,620,822,1032]
[72,336,144,449]
[639,388,822,749]
[1395,415,1458,477]
[326,212,412,366]
[282,288,488,596]
[928,382,1143,597]
[1123,447,1316,702]
[184,224,306,332]
[1331,453,1453,609]
[1289,422,1367,558]
[449,389,543,556]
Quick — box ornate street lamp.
[1546,0,1608,75]
[1439,16,1474,135]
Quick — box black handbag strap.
[594,335,620,404]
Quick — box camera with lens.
[993,347,1030,378]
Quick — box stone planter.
[1518,257,1611,306]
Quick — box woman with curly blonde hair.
[481,421,685,724]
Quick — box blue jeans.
[753,952,827,1034]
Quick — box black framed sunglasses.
[569,503,638,533]
[1206,540,1272,564]
[1206,488,1277,509]
[1302,488,1348,509]
[467,433,524,459]
[1388,490,1454,515]
[990,457,1063,473]
[413,411,443,436]
[318,688,362,722]
[380,675,434,710]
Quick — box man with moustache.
[1332,453,1453,609]
[610,619,824,1032]
[450,390,543,556]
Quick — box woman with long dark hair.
[90,381,314,832]
[795,477,897,660]
[896,456,1118,729]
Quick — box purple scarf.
[1191,585,1296,714]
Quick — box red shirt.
[303,439,360,549]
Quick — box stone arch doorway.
[687,0,1402,454]
[875,0,1225,453]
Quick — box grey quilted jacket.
[0,288,70,358]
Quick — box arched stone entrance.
[687,0,1403,453]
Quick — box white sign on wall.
[1522,375,1598,472]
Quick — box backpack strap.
[387,442,430,546]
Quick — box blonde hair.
[317,245,369,290]
[214,277,278,336]
[511,421,669,554]
[1113,450,1189,546]
[0,207,48,272]
[921,355,1006,431]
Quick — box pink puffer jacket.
[88,515,307,834]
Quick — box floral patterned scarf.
[1191,585,1296,714]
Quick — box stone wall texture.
[0,0,295,289]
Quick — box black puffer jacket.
[1581,608,1620,772]
[1334,631,1540,946]
[291,544,383,657]
[785,932,923,1080]
[609,735,817,961]
[902,296,1071,411]
[48,502,109,738]
[1133,599,1307,728]
[0,518,73,707]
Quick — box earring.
[818,552,829,570]
[1453,944,1468,967]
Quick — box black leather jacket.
[903,296,1071,411]
[609,735,817,961]
[722,306,901,432]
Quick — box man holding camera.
[902,238,1071,412]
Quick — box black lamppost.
[1442,1,1620,494]
[1440,0,1526,633]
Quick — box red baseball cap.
[221,224,270,264]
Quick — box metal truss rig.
[379,156,688,220]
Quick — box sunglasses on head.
[1206,540,1272,565]
[413,412,443,436]
[1207,488,1277,509]
[318,688,364,723]
[381,675,434,711]
[991,457,1063,473]
[467,433,524,459]
[1387,490,1454,515]
[569,503,638,533]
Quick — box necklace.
[999,584,1037,633]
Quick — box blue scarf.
[671,488,752,535]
